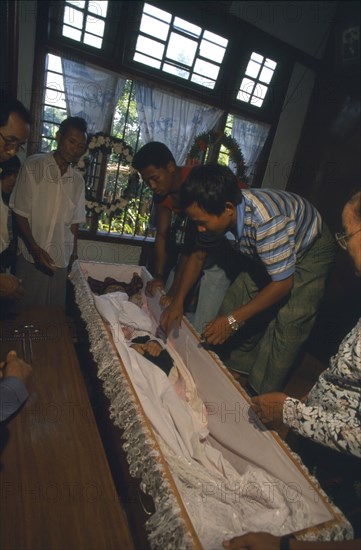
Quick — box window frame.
[29,0,319,244]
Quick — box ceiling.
[228,1,339,59]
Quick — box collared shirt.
[283,319,361,457]
[226,189,322,281]
[10,153,85,268]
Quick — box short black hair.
[0,90,32,127]
[58,116,88,137]
[132,141,175,171]
[0,155,21,178]
[180,163,243,216]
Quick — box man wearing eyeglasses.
[0,93,31,163]
[0,92,31,302]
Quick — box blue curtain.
[135,82,224,164]
[62,59,126,134]
[232,115,270,185]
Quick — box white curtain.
[135,82,224,164]
[232,115,270,185]
[62,60,126,134]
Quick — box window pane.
[136,36,164,59]
[203,30,228,48]
[194,58,219,80]
[143,2,171,23]
[47,54,63,72]
[140,13,169,41]
[88,0,108,18]
[133,3,229,90]
[265,58,277,70]
[251,52,264,63]
[66,0,86,8]
[64,5,84,29]
[134,52,161,69]
[253,83,268,99]
[167,32,197,65]
[250,96,263,107]
[85,15,105,36]
[240,78,255,94]
[62,25,82,41]
[163,63,189,79]
[259,66,274,84]
[191,74,215,89]
[237,90,251,102]
[174,17,201,38]
[200,39,225,63]
[245,59,261,79]
[45,88,67,108]
[84,33,103,48]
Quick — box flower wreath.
[188,130,247,182]
[76,132,135,216]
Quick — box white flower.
[97,136,105,145]
[126,155,133,163]
[95,206,102,213]
[77,160,85,169]
[88,141,96,150]
[113,143,123,154]
[123,148,129,156]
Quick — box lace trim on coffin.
[69,261,353,547]
[69,261,195,549]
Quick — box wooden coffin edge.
[69,260,352,545]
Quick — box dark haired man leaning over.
[160,163,336,395]
[10,117,88,308]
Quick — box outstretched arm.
[15,213,55,272]
[146,204,172,296]
[203,275,294,345]
[160,249,207,334]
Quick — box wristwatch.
[227,313,241,332]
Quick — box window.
[42,54,67,151]
[133,3,228,90]
[62,0,108,49]
[237,52,277,108]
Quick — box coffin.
[70,260,353,549]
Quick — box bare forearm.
[169,253,189,294]
[172,251,207,304]
[154,234,168,277]
[15,214,38,254]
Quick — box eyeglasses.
[0,130,26,153]
[335,228,361,250]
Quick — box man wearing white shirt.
[10,117,88,308]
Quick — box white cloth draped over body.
[93,290,310,549]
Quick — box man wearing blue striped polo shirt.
[160,163,335,394]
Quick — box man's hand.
[223,532,281,550]
[159,294,173,308]
[0,273,24,299]
[146,276,165,297]
[160,301,184,335]
[202,315,234,345]
[250,393,287,427]
[33,245,56,272]
[0,350,32,383]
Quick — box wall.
[78,240,142,266]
